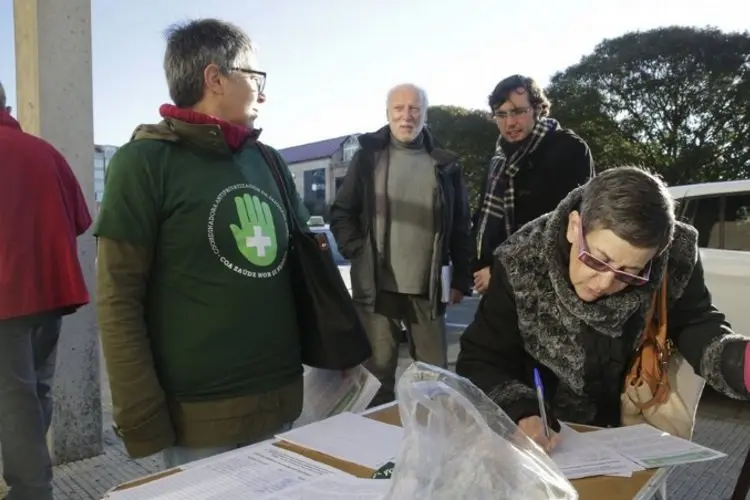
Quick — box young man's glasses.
[577,219,651,286]
[492,106,531,120]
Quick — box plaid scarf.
[476,117,559,254]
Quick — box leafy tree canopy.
[427,105,498,209]
[547,26,750,184]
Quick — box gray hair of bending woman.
[579,166,676,252]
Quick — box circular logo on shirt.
[207,183,288,279]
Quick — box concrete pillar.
[13,0,102,464]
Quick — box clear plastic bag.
[382,362,578,500]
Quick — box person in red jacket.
[0,82,91,500]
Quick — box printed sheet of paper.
[104,442,343,499]
[551,424,644,479]
[261,476,391,500]
[278,412,403,469]
[585,423,727,469]
[295,365,381,428]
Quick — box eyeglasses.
[493,107,531,120]
[231,68,266,94]
[577,218,651,286]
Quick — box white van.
[669,180,750,338]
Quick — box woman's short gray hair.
[580,166,676,250]
[164,19,256,108]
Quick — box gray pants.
[358,292,447,407]
[0,315,61,500]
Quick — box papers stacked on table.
[552,423,726,479]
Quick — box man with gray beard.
[330,84,472,406]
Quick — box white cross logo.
[245,226,273,257]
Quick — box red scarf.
[159,104,259,151]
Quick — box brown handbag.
[621,274,696,439]
[624,276,672,410]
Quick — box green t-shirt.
[95,134,309,401]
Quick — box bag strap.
[637,273,669,351]
[657,275,669,346]
[256,142,302,232]
[628,275,672,410]
[256,143,333,257]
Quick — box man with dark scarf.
[330,84,472,407]
[472,75,595,294]
[457,167,750,451]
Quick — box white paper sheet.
[104,443,342,499]
[551,424,643,479]
[584,423,727,469]
[295,365,381,427]
[440,265,452,303]
[277,412,403,469]
[261,476,391,500]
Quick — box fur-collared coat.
[456,187,749,428]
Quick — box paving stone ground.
[1,349,748,500]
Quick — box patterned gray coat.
[456,187,749,428]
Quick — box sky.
[0,0,746,149]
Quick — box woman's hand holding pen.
[518,416,561,454]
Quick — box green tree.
[427,105,498,210]
[547,26,750,184]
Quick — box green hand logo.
[229,193,278,267]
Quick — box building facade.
[94,144,118,210]
[278,134,360,216]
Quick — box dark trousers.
[357,292,447,407]
[0,315,61,500]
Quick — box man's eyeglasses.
[577,218,651,286]
[231,68,266,94]
[493,107,531,120]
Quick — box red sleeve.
[55,150,92,236]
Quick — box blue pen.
[533,368,550,440]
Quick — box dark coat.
[457,187,749,429]
[329,126,473,317]
[472,128,594,272]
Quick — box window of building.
[304,168,326,202]
[723,193,750,251]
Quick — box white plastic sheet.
[382,362,579,500]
